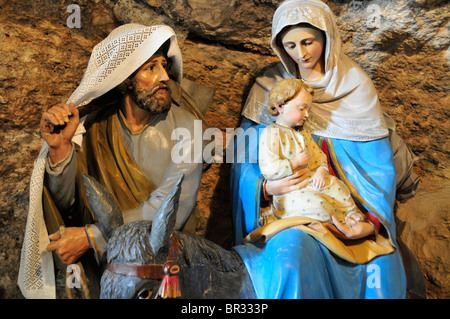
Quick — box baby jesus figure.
[259,79,364,226]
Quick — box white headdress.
[271,0,341,77]
[18,24,182,299]
[69,23,182,108]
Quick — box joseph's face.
[130,52,172,114]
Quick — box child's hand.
[346,212,365,222]
[290,150,310,170]
[310,166,327,190]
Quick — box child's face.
[281,26,325,75]
[276,89,312,128]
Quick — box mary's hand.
[325,215,375,240]
[265,167,309,196]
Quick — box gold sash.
[76,112,156,216]
[243,216,395,264]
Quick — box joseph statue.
[18,24,209,299]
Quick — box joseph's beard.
[130,81,172,115]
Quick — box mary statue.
[230,0,420,298]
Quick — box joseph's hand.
[40,102,79,164]
[46,227,91,265]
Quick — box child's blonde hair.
[268,79,314,116]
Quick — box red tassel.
[156,275,181,298]
[157,275,181,299]
[156,262,181,298]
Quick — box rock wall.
[0,0,448,298]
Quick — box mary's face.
[281,26,325,80]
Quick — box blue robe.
[231,118,407,298]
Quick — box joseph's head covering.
[18,24,183,300]
[67,24,182,107]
